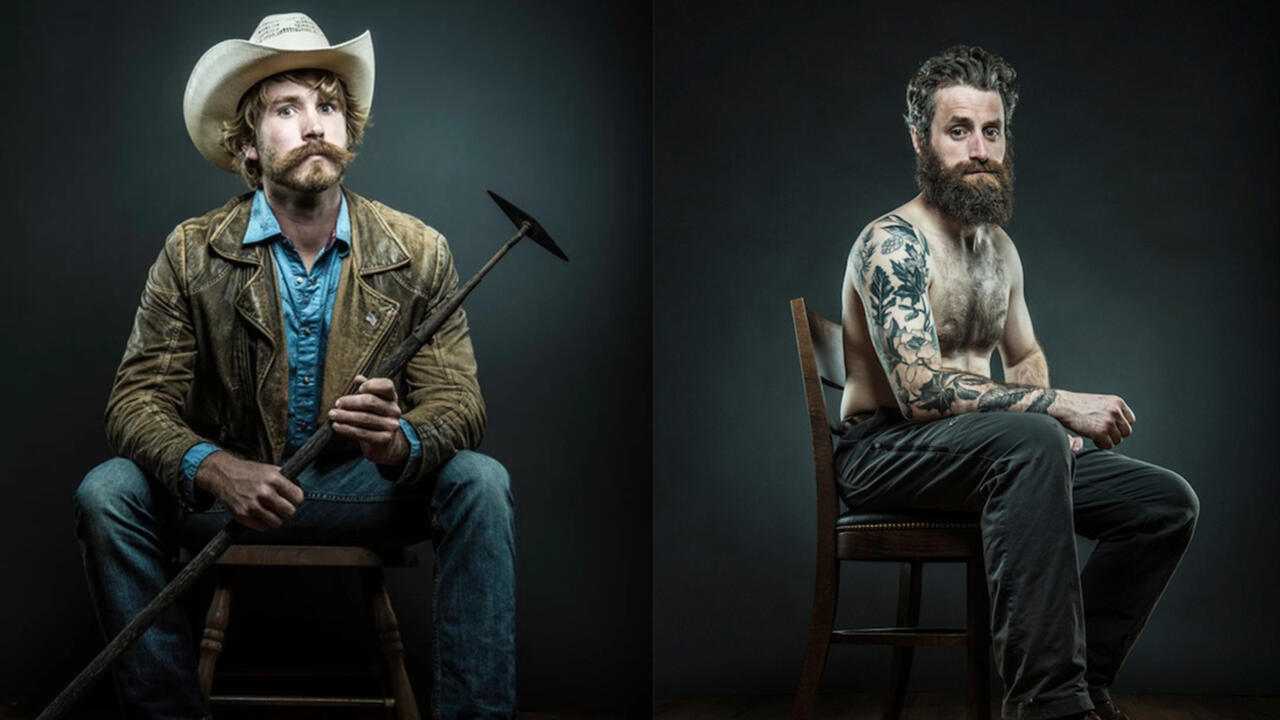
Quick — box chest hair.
[929,240,1010,356]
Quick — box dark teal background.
[0,0,651,713]
[653,0,1279,701]
[4,0,1279,712]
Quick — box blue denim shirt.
[181,190,421,490]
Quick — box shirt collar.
[243,189,351,251]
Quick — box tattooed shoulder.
[852,223,878,282]
[853,214,936,344]
[853,214,931,282]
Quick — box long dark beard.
[915,140,1014,227]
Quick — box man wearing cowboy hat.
[73,13,515,719]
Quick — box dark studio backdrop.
[655,0,1278,702]
[0,0,650,713]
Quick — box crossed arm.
[850,215,1135,448]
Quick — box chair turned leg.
[966,557,992,720]
[792,556,839,720]
[882,560,922,720]
[362,567,421,720]
[197,567,234,700]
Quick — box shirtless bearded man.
[837,46,1198,720]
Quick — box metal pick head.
[487,190,569,262]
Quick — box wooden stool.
[182,544,422,719]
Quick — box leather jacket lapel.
[318,190,411,426]
[210,199,287,459]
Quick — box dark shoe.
[1093,700,1130,720]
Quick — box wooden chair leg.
[362,567,421,720]
[882,560,922,720]
[792,556,839,720]
[966,557,992,720]
[197,567,234,700]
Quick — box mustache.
[954,159,1007,175]
[279,141,356,170]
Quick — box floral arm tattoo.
[853,215,1057,420]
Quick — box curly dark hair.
[904,46,1019,140]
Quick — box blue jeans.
[73,450,516,720]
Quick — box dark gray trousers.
[834,408,1198,720]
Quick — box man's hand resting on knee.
[195,453,304,531]
[1051,391,1136,450]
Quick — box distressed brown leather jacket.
[105,188,486,507]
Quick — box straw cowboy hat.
[183,12,375,172]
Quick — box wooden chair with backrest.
[788,297,991,720]
[181,543,422,719]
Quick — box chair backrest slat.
[790,298,843,539]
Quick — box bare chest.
[928,243,1010,356]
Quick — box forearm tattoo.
[856,217,1056,419]
[976,385,1057,413]
[1026,388,1057,413]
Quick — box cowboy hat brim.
[183,31,374,173]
